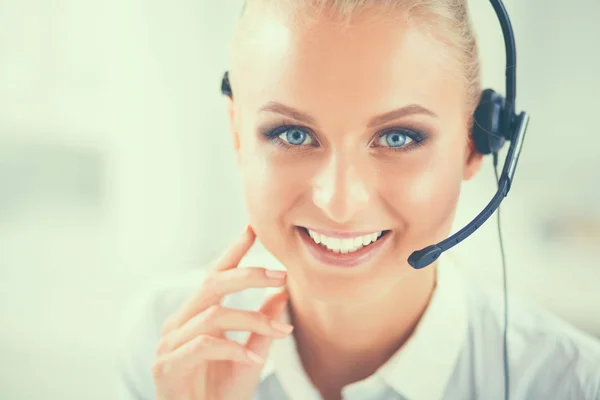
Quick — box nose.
[312,152,370,224]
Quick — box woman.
[118,1,600,399]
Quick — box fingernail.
[246,350,264,364]
[271,320,294,334]
[265,270,286,279]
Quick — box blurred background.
[0,0,598,398]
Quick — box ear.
[226,96,241,165]
[463,135,484,181]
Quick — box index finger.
[213,225,256,272]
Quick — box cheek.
[383,148,464,235]
[238,141,315,268]
[406,162,461,207]
[239,139,306,226]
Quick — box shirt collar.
[259,254,468,400]
[378,255,468,400]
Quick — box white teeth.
[330,238,341,249]
[306,229,385,253]
[341,238,354,250]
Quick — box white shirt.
[117,247,600,400]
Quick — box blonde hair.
[233,0,482,111]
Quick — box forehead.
[234,6,466,124]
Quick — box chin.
[291,265,378,302]
[287,256,412,307]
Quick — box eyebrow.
[366,104,438,127]
[259,101,437,127]
[259,102,317,125]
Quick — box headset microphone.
[407,112,528,269]
[407,0,530,270]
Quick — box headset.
[406,1,529,271]
[220,1,529,398]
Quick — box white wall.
[0,1,598,399]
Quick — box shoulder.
[461,278,600,399]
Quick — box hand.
[152,226,292,400]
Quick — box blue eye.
[279,128,315,146]
[263,125,317,151]
[376,129,417,148]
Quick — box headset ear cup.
[472,88,507,154]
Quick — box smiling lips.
[297,226,391,268]
[306,228,384,253]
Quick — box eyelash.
[262,125,319,152]
[262,124,428,153]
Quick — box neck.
[286,265,437,400]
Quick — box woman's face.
[228,7,482,302]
